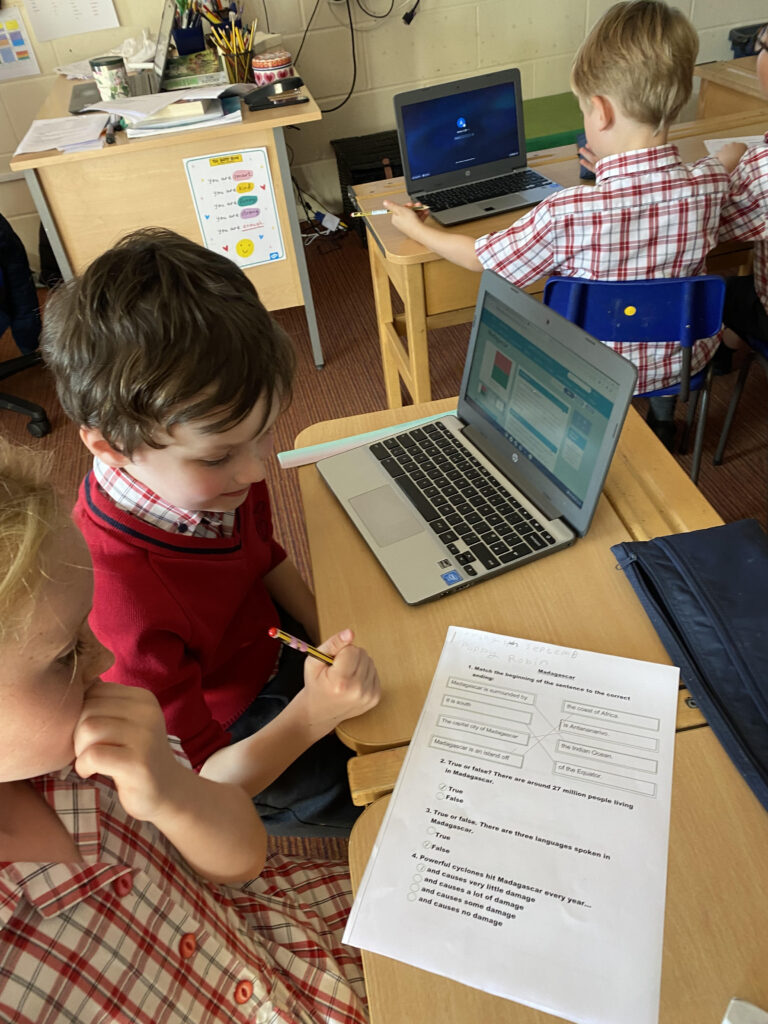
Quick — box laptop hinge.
[462,423,561,523]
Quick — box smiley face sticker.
[236,237,254,259]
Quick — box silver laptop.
[394,69,562,226]
[69,0,176,113]
[318,273,637,605]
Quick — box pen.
[268,627,335,665]
[350,205,428,217]
[105,115,118,145]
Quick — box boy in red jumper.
[42,228,380,836]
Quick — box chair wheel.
[27,417,51,438]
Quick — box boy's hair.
[571,1,698,131]
[41,228,296,456]
[0,438,60,643]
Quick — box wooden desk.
[10,77,326,367]
[296,400,720,766]
[695,56,768,118]
[348,727,768,1024]
[353,111,763,407]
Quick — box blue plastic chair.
[543,275,725,484]
[713,335,768,466]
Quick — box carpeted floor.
[2,228,766,857]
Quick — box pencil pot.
[222,48,254,84]
[172,24,205,55]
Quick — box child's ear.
[590,95,614,131]
[79,426,130,468]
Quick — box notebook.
[394,69,563,226]
[317,272,637,605]
[68,0,176,114]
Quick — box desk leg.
[273,128,324,369]
[401,262,430,404]
[368,240,430,408]
[23,169,73,281]
[368,239,402,407]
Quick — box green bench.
[524,91,583,152]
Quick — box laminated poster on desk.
[183,147,286,269]
[0,7,40,82]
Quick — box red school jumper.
[74,472,286,768]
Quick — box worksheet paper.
[344,627,679,1024]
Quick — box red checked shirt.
[93,458,236,539]
[719,133,768,309]
[0,742,367,1024]
[475,145,729,393]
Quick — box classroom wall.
[1,0,764,270]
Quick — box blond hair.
[571,1,698,131]
[0,438,61,643]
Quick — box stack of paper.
[14,114,109,155]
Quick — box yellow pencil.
[268,627,335,665]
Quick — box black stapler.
[243,76,309,111]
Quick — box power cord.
[402,0,420,24]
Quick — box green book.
[162,48,228,91]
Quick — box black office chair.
[0,215,51,437]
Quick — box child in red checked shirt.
[713,24,768,362]
[385,1,730,447]
[0,437,367,1024]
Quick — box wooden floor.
[1,231,766,858]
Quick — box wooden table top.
[694,55,763,99]
[10,75,321,172]
[296,402,721,754]
[348,726,768,1024]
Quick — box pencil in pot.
[268,627,335,665]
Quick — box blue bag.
[612,518,768,811]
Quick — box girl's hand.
[74,681,187,822]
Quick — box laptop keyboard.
[370,420,557,576]
[418,169,553,212]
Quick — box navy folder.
[612,518,768,812]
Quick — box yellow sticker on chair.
[624,305,637,316]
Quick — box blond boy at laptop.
[384,0,729,446]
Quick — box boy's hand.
[74,681,187,823]
[715,142,747,174]
[300,628,381,734]
[383,199,430,238]
[577,144,599,176]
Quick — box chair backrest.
[543,275,725,346]
[543,275,725,401]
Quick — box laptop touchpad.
[350,485,424,547]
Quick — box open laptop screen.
[458,277,635,534]
[398,77,523,183]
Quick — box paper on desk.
[704,136,765,155]
[345,627,679,1024]
[79,84,238,121]
[14,114,109,155]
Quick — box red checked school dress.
[475,145,729,395]
[0,743,367,1024]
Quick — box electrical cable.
[355,0,394,18]
[294,0,323,66]
[321,0,357,113]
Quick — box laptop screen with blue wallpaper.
[399,79,522,182]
